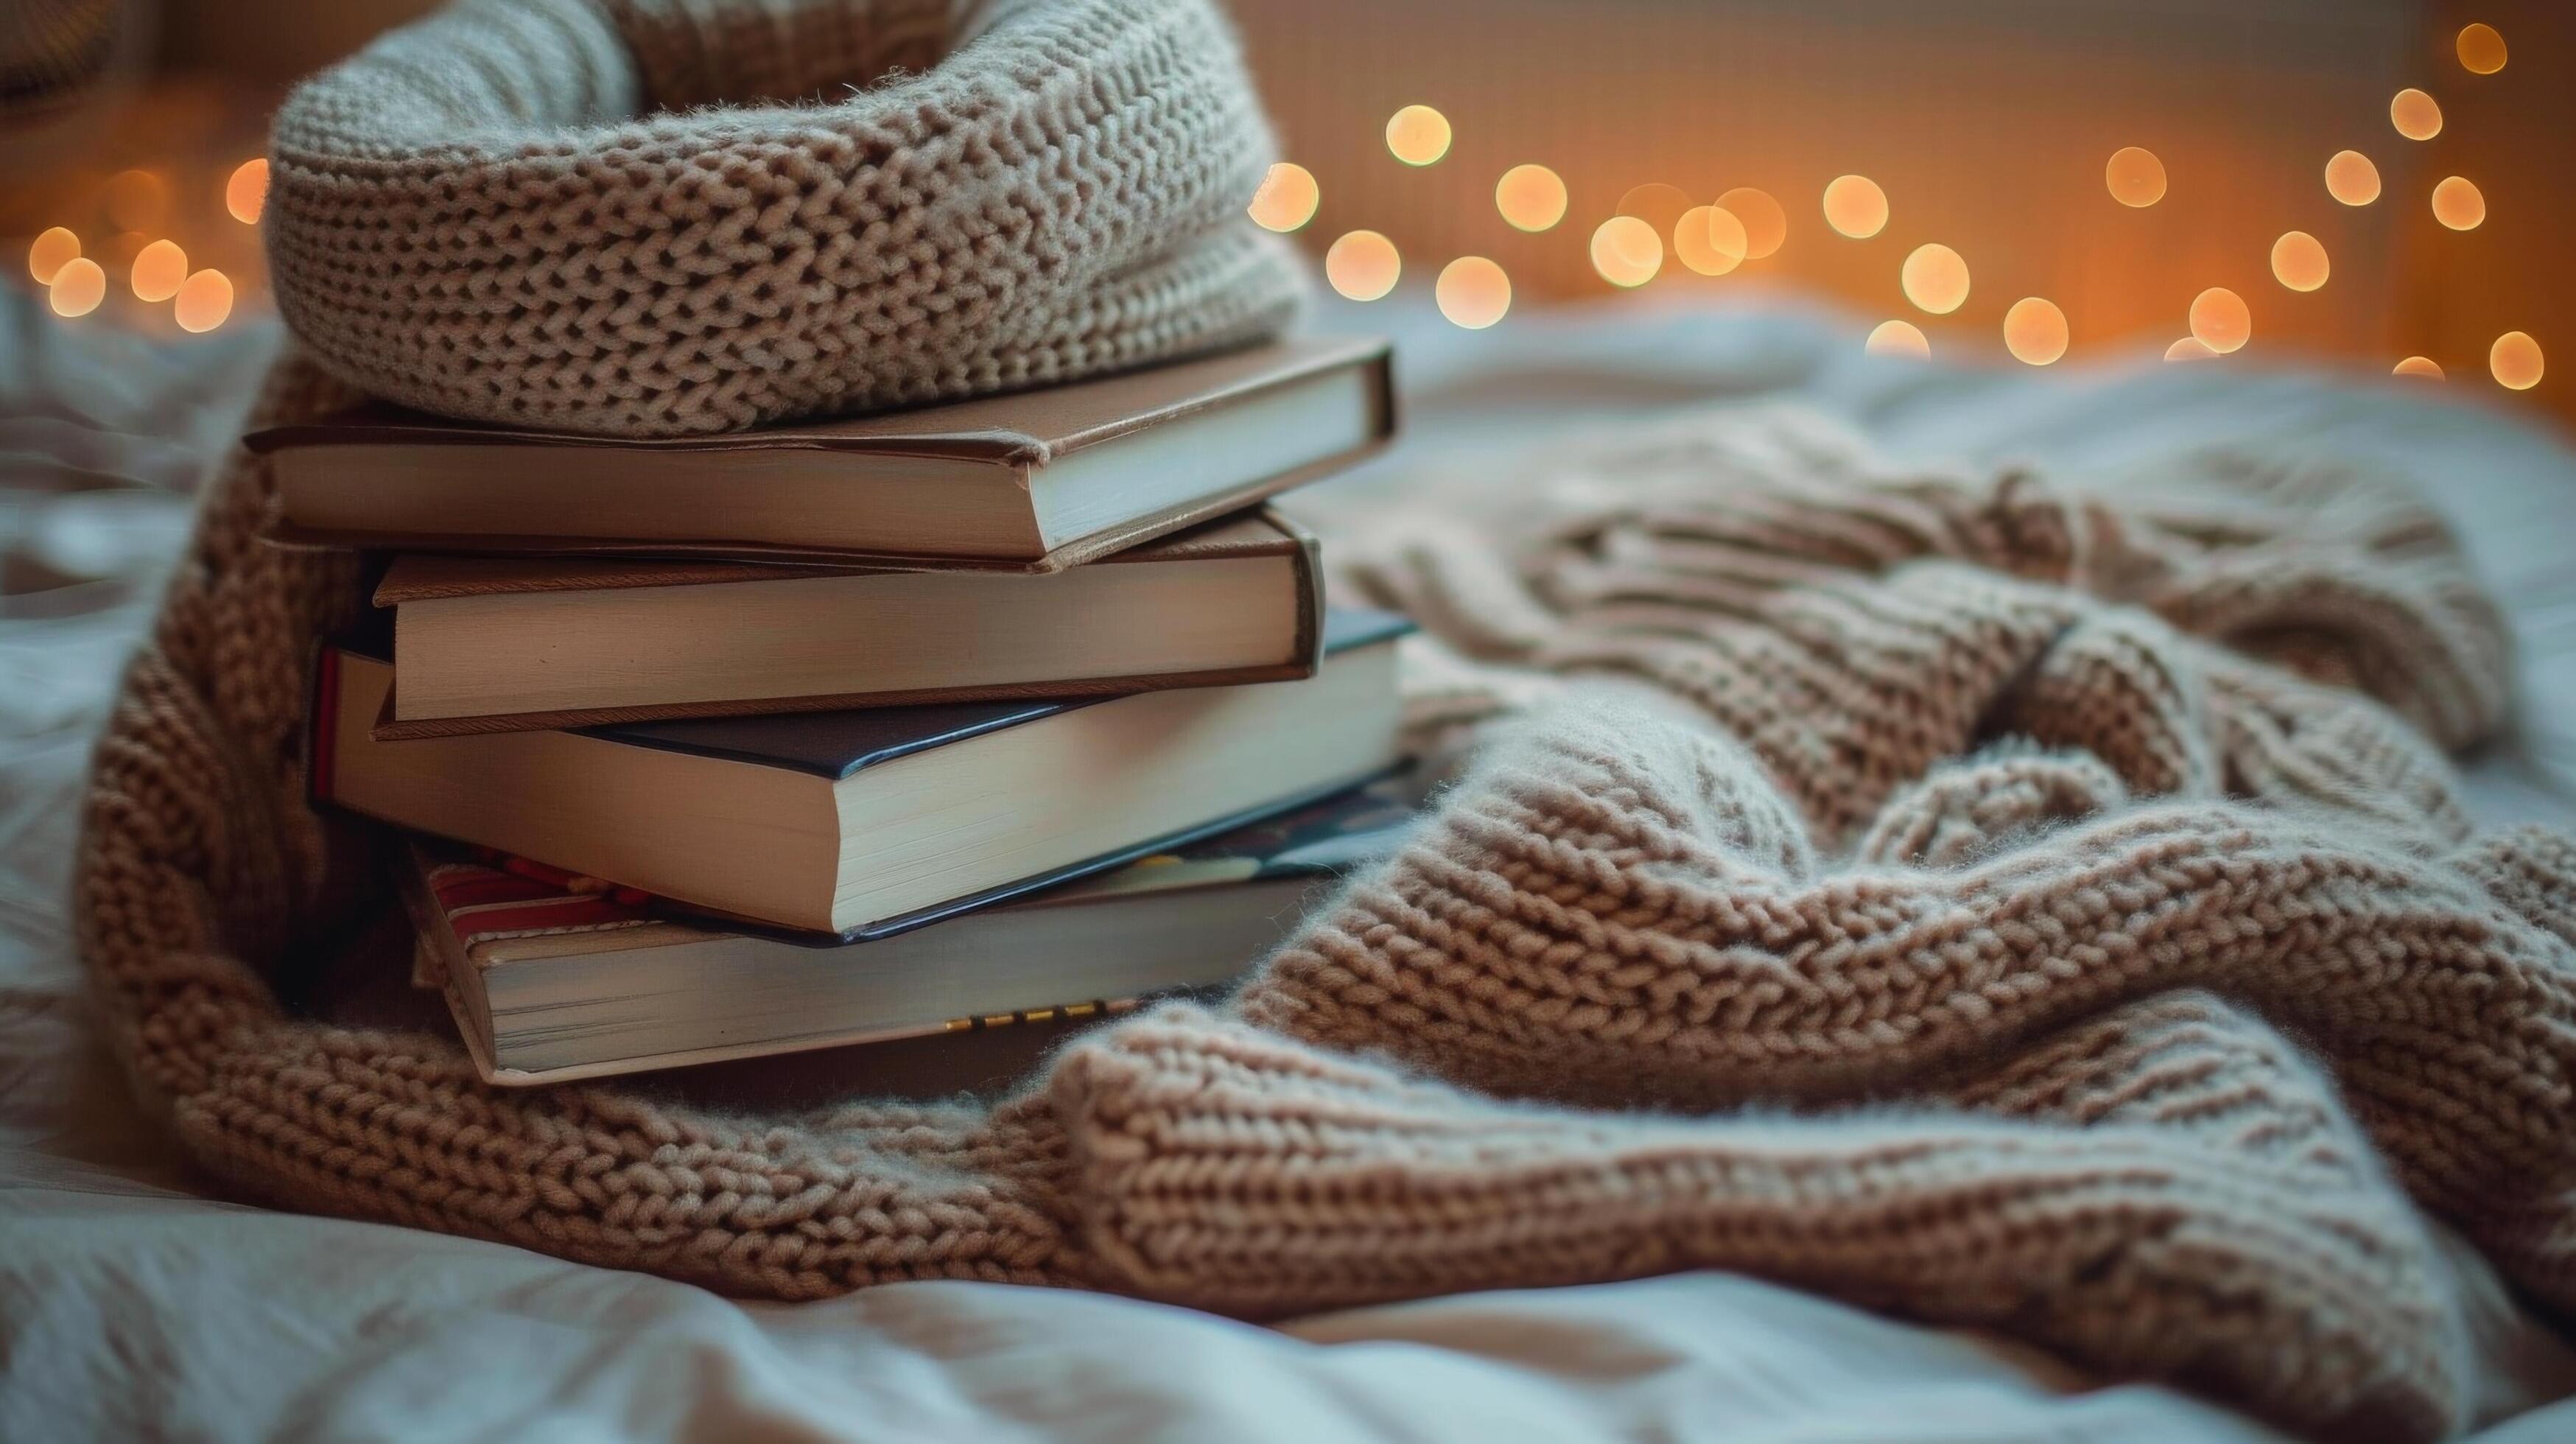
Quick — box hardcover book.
[369,509,1326,737]
[249,336,1394,570]
[401,779,1417,1084]
[315,609,1414,937]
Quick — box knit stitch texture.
[78,364,2576,1440]
[78,359,2576,1440]
[262,0,1305,436]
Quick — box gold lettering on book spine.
[942,999,1134,1032]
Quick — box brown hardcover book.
[248,336,1394,571]
[369,509,1326,738]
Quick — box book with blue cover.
[317,609,1413,937]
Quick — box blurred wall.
[152,0,435,83]
[1232,0,2432,358]
[2408,1,2569,404]
[37,0,2567,414]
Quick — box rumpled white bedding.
[7,285,2576,1443]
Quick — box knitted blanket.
[71,5,2576,1429]
[78,350,2576,1441]
[264,0,1305,436]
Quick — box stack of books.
[258,337,1408,1085]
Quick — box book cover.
[366,508,1330,739]
[399,777,1419,1084]
[404,774,1417,965]
[578,607,1410,781]
[313,608,1417,940]
[250,337,1390,466]
[250,336,1397,572]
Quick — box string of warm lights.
[1247,20,2541,391]
[23,156,262,332]
[1494,164,1567,232]
[1819,176,1888,240]
[1899,244,1970,317]
[2190,288,2253,355]
[16,22,2541,392]
[1674,206,1747,278]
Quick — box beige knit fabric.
[262,0,1304,437]
[77,355,2576,1442]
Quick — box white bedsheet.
[6,288,2575,1443]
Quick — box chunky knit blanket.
[78,5,2576,1423]
[79,350,2576,1441]
[264,0,1304,436]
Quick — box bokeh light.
[2432,176,2485,231]
[2390,88,2443,141]
[105,169,166,231]
[2270,231,2329,292]
[174,270,233,333]
[2492,332,2544,390]
[1673,206,1748,276]
[48,257,106,317]
[1715,187,1787,259]
[2393,356,2445,379]
[2165,338,2217,362]
[1865,320,1929,359]
[1495,164,1567,232]
[1385,105,1451,166]
[1590,216,1663,288]
[1821,175,1888,239]
[2457,24,2507,75]
[1324,230,1400,301]
[2105,147,2168,207]
[2325,150,2382,206]
[1435,256,1511,329]
[28,226,79,284]
[130,239,187,301]
[226,158,270,225]
[1901,243,1970,315]
[2003,298,2068,365]
[1615,183,1697,236]
[2189,287,2252,354]
[1246,163,1319,232]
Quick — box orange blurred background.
[1232,0,2565,409]
[4,0,2563,416]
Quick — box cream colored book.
[249,336,1394,569]
[314,611,1412,936]
[396,780,1415,1084]
[368,511,1324,737]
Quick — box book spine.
[1365,346,1400,447]
[1268,505,1327,679]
